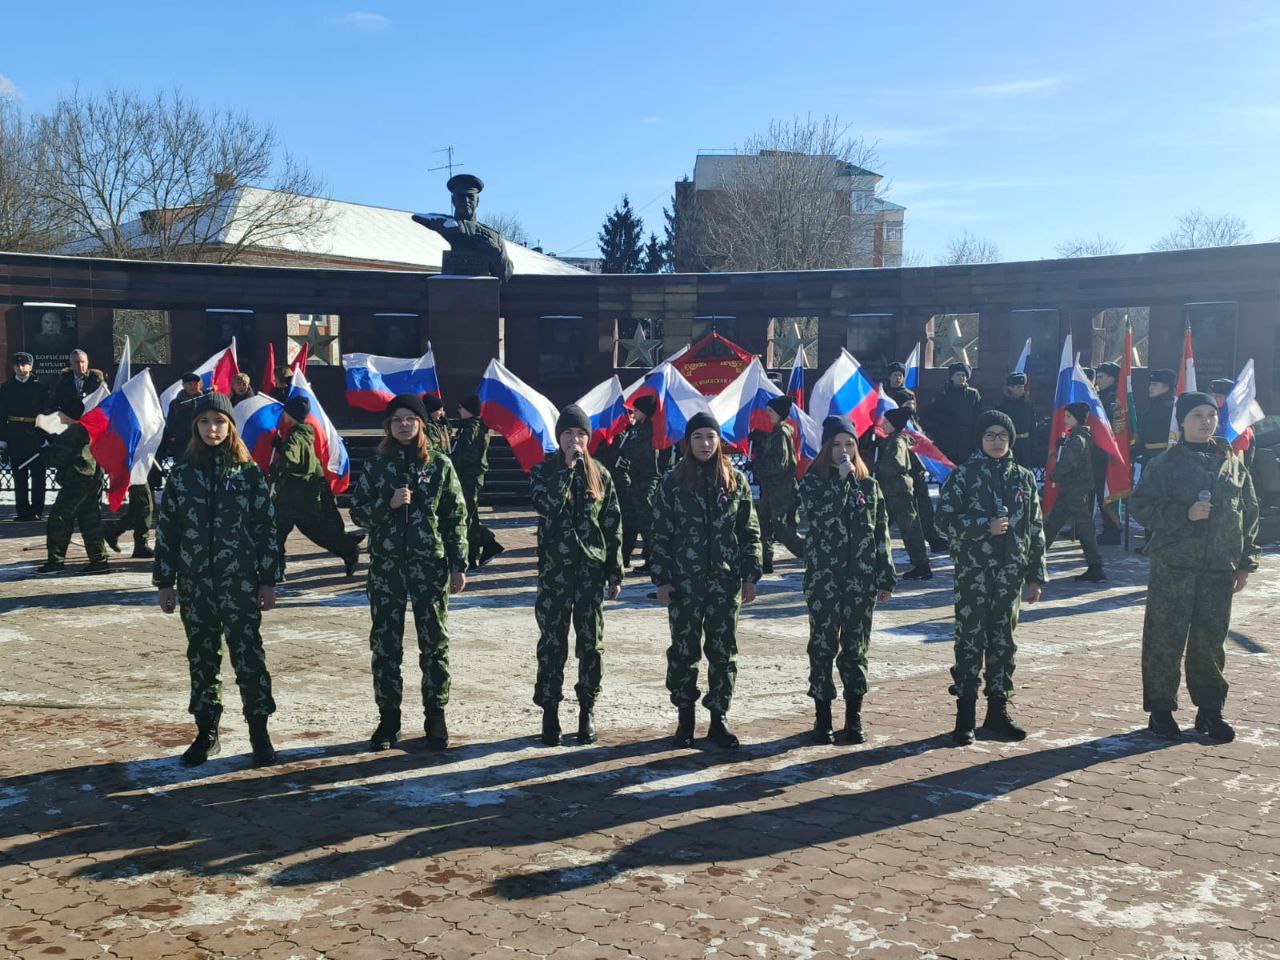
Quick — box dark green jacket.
[1129,439,1260,573]
[47,423,98,479]
[271,422,324,511]
[798,469,896,593]
[153,457,280,591]
[875,432,916,500]
[650,466,763,587]
[1048,425,1094,495]
[749,421,797,487]
[350,445,468,571]
[425,419,453,460]
[530,457,624,582]
[452,418,489,485]
[927,382,984,463]
[617,420,660,486]
[1137,394,1175,462]
[937,452,1047,584]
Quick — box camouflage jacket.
[47,423,98,479]
[530,457,624,582]
[650,466,763,587]
[452,418,489,484]
[350,445,468,571]
[425,420,453,460]
[617,421,659,486]
[798,470,896,593]
[271,423,324,510]
[875,432,916,500]
[1129,439,1260,573]
[750,421,797,488]
[153,457,280,591]
[1048,425,1093,495]
[938,452,1047,584]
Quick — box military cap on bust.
[1006,372,1027,386]
[886,361,906,376]
[13,352,33,365]
[947,362,971,377]
[446,173,484,194]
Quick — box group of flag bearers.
[3,323,1262,765]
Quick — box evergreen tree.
[597,194,645,273]
[641,232,665,273]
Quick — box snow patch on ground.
[0,786,29,810]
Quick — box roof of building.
[61,187,587,276]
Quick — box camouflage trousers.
[107,483,153,545]
[756,481,806,568]
[666,578,741,714]
[533,561,604,707]
[804,572,877,701]
[1141,559,1235,712]
[1043,489,1101,566]
[46,470,107,564]
[367,556,451,713]
[179,590,275,721]
[277,486,357,569]
[621,478,658,563]
[884,493,929,567]
[461,479,499,567]
[949,562,1024,700]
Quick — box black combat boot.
[929,537,950,554]
[982,698,1027,741]
[576,703,597,745]
[342,547,359,578]
[1147,710,1181,740]
[132,541,154,559]
[812,700,834,745]
[708,711,740,749]
[1194,708,1235,743]
[541,704,561,746]
[843,696,866,745]
[247,717,277,766]
[35,560,64,574]
[952,696,977,746]
[1074,565,1106,582]
[181,714,221,767]
[103,528,122,553]
[78,559,110,575]
[901,564,933,581]
[673,705,695,748]
[370,708,400,751]
[425,708,449,751]
[478,541,505,567]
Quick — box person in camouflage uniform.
[882,363,948,553]
[271,395,361,579]
[530,405,624,747]
[1129,391,1260,743]
[104,483,154,559]
[798,415,896,745]
[615,395,661,570]
[749,396,806,574]
[876,407,932,580]
[350,393,468,753]
[38,418,109,575]
[153,393,281,767]
[421,393,453,459]
[454,395,504,569]
[936,409,1046,746]
[651,411,762,749]
[1042,402,1105,582]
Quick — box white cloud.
[966,76,1067,97]
[0,73,17,99]
[331,11,390,31]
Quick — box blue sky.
[3,1,1279,263]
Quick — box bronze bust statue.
[412,173,514,282]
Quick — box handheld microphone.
[996,504,1009,519]
[1197,489,1212,504]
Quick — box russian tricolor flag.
[710,359,784,452]
[903,342,921,392]
[342,348,441,413]
[627,362,713,450]
[288,368,351,494]
[872,384,898,438]
[158,340,240,412]
[1013,337,1032,379]
[233,393,286,474]
[787,344,807,407]
[81,370,165,510]
[902,425,955,482]
[807,348,878,437]
[1218,359,1265,453]
[1044,334,1130,512]
[574,376,629,454]
[478,359,560,472]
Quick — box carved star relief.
[289,320,339,366]
[113,311,171,364]
[617,322,664,368]
[771,321,817,368]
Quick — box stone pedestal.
[427,276,502,403]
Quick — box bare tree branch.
[481,210,531,247]
[0,100,72,251]
[1055,234,1122,258]
[939,231,1000,265]
[1151,208,1252,251]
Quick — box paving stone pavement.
[0,510,1278,960]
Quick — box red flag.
[262,342,277,397]
[291,343,309,375]
[1168,324,1197,445]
